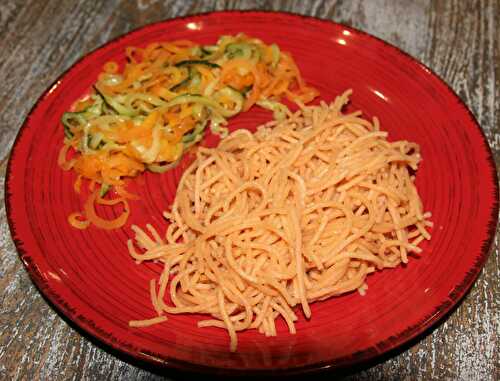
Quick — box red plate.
[5,11,498,374]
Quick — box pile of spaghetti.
[59,33,318,230]
[128,90,432,351]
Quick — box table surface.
[0,0,498,380]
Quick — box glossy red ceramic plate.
[5,11,498,374]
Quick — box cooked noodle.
[128,90,432,351]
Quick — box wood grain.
[0,0,498,380]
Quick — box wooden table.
[1,1,498,379]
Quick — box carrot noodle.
[95,195,126,206]
[67,212,90,230]
[83,190,130,230]
[59,33,318,229]
[73,175,82,194]
[115,185,140,200]
[103,61,119,74]
[128,90,432,351]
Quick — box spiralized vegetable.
[83,190,130,230]
[60,33,318,230]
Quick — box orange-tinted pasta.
[128,90,432,351]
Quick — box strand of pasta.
[128,90,432,351]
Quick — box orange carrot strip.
[115,185,140,200]
[84,190,130,230]
[68,212,90,230]
[103,61,119,74]
[74,175,82,194]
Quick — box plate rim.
[4,9,499,375]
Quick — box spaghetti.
[128,90,432,351]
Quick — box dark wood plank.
[0,0,498,379]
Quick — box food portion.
[128,90,433,351]
[58,34,318,229]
